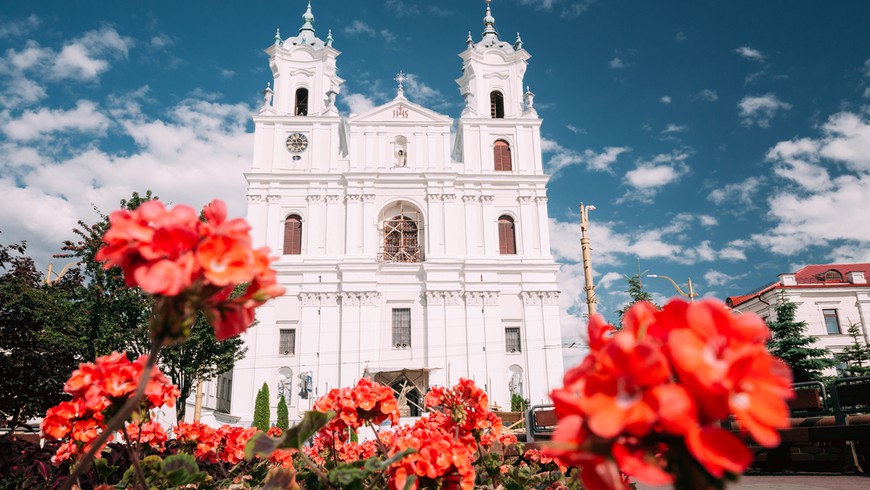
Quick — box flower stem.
[299,449,335,489]
[61,336,163,490]
[121,425,147,489]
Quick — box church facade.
[230,1,564,424]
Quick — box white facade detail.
[231,2,564,424]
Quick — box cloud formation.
[738,93,791,128]
[734,46,765,62]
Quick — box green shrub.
[252,382,271,431]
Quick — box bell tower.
[453,0,543,174]
[264,1,343,117]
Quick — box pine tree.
[616,272,657,327]
[252,382,271,430]
[276,395,289,430]
[836,321,870,377]
[767,294,835,382]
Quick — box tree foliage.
[0,238,83,430]
[276,395,289,431]
[253,383,271,431]
[766,294,835,382]
[616,272,657,326]
[837,321,870,377]
[58,191,247,421]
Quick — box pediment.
[348,96,452,125]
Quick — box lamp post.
[580,203,597,317]
[646,274,698,303]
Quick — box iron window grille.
[505,327,521,353]
[279,328,296,355]
[392,308,411,348]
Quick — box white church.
[223,1,565,424]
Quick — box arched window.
[494,140,512,171]
[824,269,844,282]
[383,215,420,262]
[490,90,505,118]
[295,88,309,116]
[498,215,516,254]
[283,215,302,255]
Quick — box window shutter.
[499,217,516,255]
[284,216,302,255]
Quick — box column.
[517,195,537,255]
[521,291,550,405]
[482,292,503,401]
[306,194,325,255]
[444,291,467,386]
[425,291,447,387]
[464,292,488,385]
[325,194,343,255]
[427,193,444,257]
[541,291,564,392]
[442,194,456,256]
[265,195,281,251]
[245,194,268,246]
[318,293,341,393]
[345,194,363,255]
[462,195,478,255]
[361,194,376,256]
[339,293,361,386]
[535,196,551,257]
[299,293,320,408]
[480,195,495,256]
[359,292,381,375]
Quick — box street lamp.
[580,203,597,317]
[646,274,698,303]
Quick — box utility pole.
[193,379,204,421]
[580,203,597,318]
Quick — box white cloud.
[403,73,446,108]
[621,150,691,201]
[52,27,133,81]
[699,215,718,227]
[754,111,870,256]
[708,176,765,207]
[0,15,40,38]
[693,89,719,102]
[517,0,596,19]
[662,123,687,134]
[542,137,629,174]
[566,124,587,135]
[704,270,734,287]
[380,29,396,44]
[675,32,687,42]
[660,95,671,104]
[609,57,627,69]
[863,58,870,78]
[735,46,765,62]
[0,95,253,268]
[738,93,791,128]
[2,100,110,141]
[342,20,375,36]
[598,272,623,290]
[150,34,174,49]
[342,91,376,115]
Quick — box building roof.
[726,263,870,308]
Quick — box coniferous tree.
[766,294,835,382]
[253,382,271,430]
[276,395,289,430]
[616,272,658,327]
[836,321,870,377]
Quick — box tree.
[0,237,83,430]
[159,314,246,422]
[276,395,289,430]
[766,294,836,382]
[59,191,247,421]
[836,321,870,377]
[615,271,658,326]
[253,383,271,430]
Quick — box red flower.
[546,299,794,489]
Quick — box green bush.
[511,393,526,413]
[252,382,271,431]
[276,395,289,430]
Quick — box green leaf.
[402,474,418,490]
[364,447,416,472]
[245,410,334,459]
[161,453,208,485]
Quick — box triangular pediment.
[348,96,452,125]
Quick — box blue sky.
[1,1,869,356]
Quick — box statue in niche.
[394,135,408,167]
[277,372,292,405]
[509,372,523,397]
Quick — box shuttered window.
[392,308,411,348]
[498,216,516,254]
[505,327,521,353]
[493,140,512,171]
[279,329,296,356]
[283,215,302,255]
